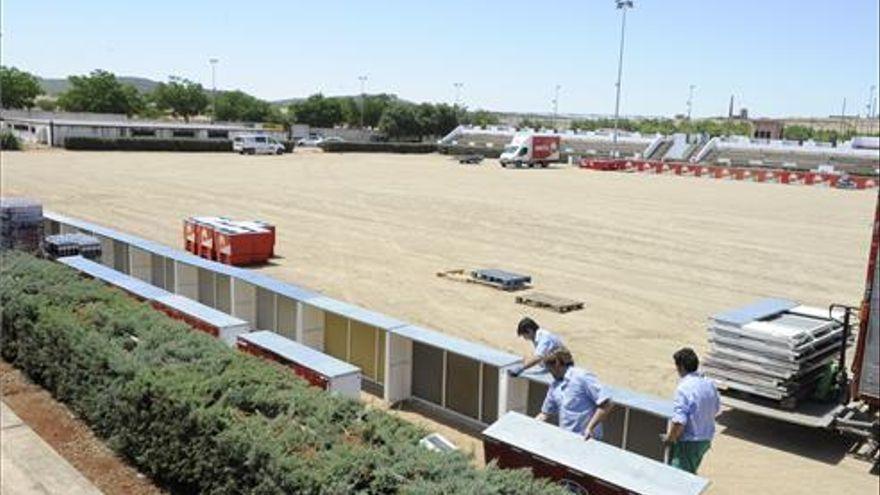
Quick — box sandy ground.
[2,149,877,494]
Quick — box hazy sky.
[2,0,878,118]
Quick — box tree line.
[1,66,501,140]
[512,117,754,138]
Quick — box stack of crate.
[43,233,102,260]
[0,197,43,253]
[182,216,275,266]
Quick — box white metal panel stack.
[0,197,43,252]
[704,299,845,403]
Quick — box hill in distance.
[38,76,161,96]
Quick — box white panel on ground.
[129,246,151,283]
[231,278,257,326]
[299,303,325,350]
[174,262,199,300]
[384,332,413,404]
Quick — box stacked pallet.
[704,299,845,406]
[0,197,43,252]
[183,216,275,266]
[43,233,102,260]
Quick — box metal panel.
[393,324,520,368]
[411,341,443,405]
[197,268,215,307]
[164,259,175,292]
[350,321,379,382]
[150,254,166,289]
[240,331,360,378]
[712,298,798,326]
[859,249,880,400]
[256,287,275,331]
[276,296,297,341]
[215,274,231,313]
[602,406,626,447]
[527,380,549,417]
[112,240,129,273]
[623,409,668,461]
[385,332,412,404]
[323,313,348,362]
[481,365,499,423]
[445,352,480,420]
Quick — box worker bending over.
[510,317,563,377]
[536,347,614,440]
[662,347,720,474]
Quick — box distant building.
[751,118,785,139]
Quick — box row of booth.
[45,211,709,495]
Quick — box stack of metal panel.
[43,233,102,260]
[704,299,845,403]
[0,197,43,252]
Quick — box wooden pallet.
[515,292,584,313]
[436,269,530,291]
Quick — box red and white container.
[151,294,250,345]
[237,331,361,398]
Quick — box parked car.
[296,136,346,147]
[233,134,285,155]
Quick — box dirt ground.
[0,360,164,495]
[2,149,877,494]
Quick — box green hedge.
[0,131,22,151]
[64,137,233,152]
[319,141,437,154]
[0,251,565,495]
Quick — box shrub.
[437,144,502,159]
[0,131,22,150]
[319,141,437,154]
[64,137,233,152]
[0,251,566,495]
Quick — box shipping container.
[237,331,361,398]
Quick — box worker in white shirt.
[510,317,564,377]
[661,347,721,474]
[536,347,614,440]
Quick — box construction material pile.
[183,216,275,266]
[43,233,102,260]
[0,197,43,252]
[704,299,845,406]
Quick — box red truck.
[499,133,561,168]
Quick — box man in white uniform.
[510,317,564,377]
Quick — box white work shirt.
[533,328,563,358]
[541,366,611,438]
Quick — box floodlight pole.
[687,84,695,120]
[209,58,219,123]
[553,84,561,128]
[359,75,368,129]
[611,0,633,158]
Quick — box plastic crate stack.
[0,197,43,253]
[43,233,102,260]
[183,216,275,266]
[703,299,845,406]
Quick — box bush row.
[64,137,233,152]
[437,144,503,159]
[319,141,438,154]
[0,251,565,495]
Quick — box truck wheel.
[541,162,548,168]
[276,148,284,155]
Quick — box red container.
[237,340,330,390]
[183,219,198,254]
[214,227,271,266]
[199,223,216,260]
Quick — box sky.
[2,0,879,118]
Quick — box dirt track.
[2,149,877,494]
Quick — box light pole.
[209,58,219,123]
[686,84,695,120]
[552,84,561,129]
[867,85,876,118]
[611,0,633,158]
[453,82,463,109]
[358,75,368,128]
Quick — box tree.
[0,66,43,109]
[36,99,57,112]
[152,77,209,122]
[214,90,273,122]
[432,103,461,136]
[378,102,421,140]
[464,109,499,127]
[57,70,144,115]
[517,118,551,130]
[289,94,348,128]
[782,125,813,141]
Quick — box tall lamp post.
[611,0,633,158]
[358,75,368,129]
[209,58,219,123]
[453,82,464,109]
[686,84,695,120]
[552,84,561,129]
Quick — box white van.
[233,134,286,155]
